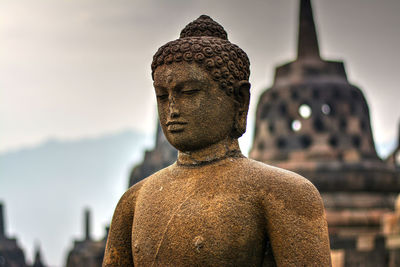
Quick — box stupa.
[0,203,27,267]
[128,122,177,187]
[250,0,400,266]
[65,209,107,267]
[31,244,46,267]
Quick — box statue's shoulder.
[118,178,147,207]
[237,158,309,184]
[238,158,324,214]
[126,163,177,193]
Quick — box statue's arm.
[103,184,142,267]
[263,173,331,266]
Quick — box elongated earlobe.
[232,81,251,138]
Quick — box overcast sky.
[1,0,400,265]
[1,0,400,156]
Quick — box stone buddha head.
[151,15,251,152]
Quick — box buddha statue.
[103,15,331,266]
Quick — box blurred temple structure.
[0,202,47,267]
[387,123,400,167]
[249,0,400,266]
[128,122,177,187]
[31,245,46,267]
[65,209,107,267]
[0,202,27,267]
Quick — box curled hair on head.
[151,15,250,99]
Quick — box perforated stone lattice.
[251,82,377,162]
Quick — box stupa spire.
[297,0,320,59]
[32,242,46,267]
[84,209,91,241]
[156,121,163,147]
[0,202,4,238]
[398,121,400,145]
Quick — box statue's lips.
[166,121,187,132]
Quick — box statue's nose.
[168,95,179,118]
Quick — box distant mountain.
[0,129,153,267]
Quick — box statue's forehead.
[154,62,209,86]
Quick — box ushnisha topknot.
[151,15,250,97]
[180,15,228,40]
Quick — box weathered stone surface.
[104,14,331,266]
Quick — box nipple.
[193,236,204,252]
[134,241,140,253]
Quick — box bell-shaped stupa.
[250,0,378,166]
[250,0,400,265]
[250,0,398,192]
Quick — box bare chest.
[132,174,267,266]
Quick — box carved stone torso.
[131,157,274,266]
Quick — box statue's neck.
[177,137,244,167]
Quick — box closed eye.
[156,94,168,100]
[182,89,200,95]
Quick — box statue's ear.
[232,80,251,138]
[236,80,250,111]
